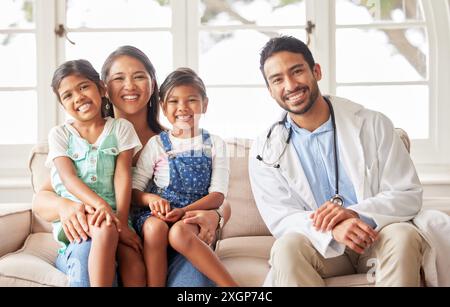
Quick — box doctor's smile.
[283,85,309,105]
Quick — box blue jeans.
[167,248,216,287]
[55,239,215,287]
[55,240,94,287]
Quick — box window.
[0,0,43,181]
[1,0,449,185]
[62,0,173,86]
[0,0,37,145]
[334,0,429,140]
[193,0,307,140]
[62,0,308,140]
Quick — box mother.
[33,45,230,287]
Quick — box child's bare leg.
[117,243,146,286]
[141,216,169,286]
[168,221,238,287]
[87,215,119,287]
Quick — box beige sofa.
[1,136,449,286]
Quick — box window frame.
[309,0,450,181]
[0,0,57,181]
[1,0,450,187]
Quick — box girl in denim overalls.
[47,60,142,286]
[132,68,238,286]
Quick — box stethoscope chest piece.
[330,194,344,206]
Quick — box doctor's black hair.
[259,35,316,86]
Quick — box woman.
[33,46,230,287]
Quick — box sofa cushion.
[423,198,450,215]
[29,143,53,233]
[216,236,374,287]
[29,143,50,194]
[216,236,275,286]
[0,204,32,258]
[222,139,271,239]
[324,274,374,287]
[0,233,67,287]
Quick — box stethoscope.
[256,96,344,206]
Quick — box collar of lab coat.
[273,96,366,209]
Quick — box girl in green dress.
[48,59,142,286]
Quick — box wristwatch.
[216,209,225,230]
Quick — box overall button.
[72,153,79,159]
[91,175,97,182]
[90,158,96,165]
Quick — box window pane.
[0,91,37,144]
[65,32,173,85]
[200,30,307,85]
[336,85,428,139]
[201,87,282,140]
[0,0,35,29]
[66,0,171,28]
[200,0,306,26]
[336,28,428,82]
[336,0,424,25]
[0,34,36,86]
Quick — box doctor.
[249,36,427,286]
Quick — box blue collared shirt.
[286,115,376,228]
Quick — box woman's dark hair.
[159,67,207,103]
[51,59,102,102]
[259,35,316,85]
[101,45,164,134]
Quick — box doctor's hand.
[310,202,359,232]
[332,218,378,254]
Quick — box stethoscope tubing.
[257,96,340,197]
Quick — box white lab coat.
[249,96,430,285]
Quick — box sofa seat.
[216,236,275,286]
[216,236,375,287]
[1,137,449,287]
[0,233,67,287]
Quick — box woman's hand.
[182,210,219,245]
[58,200,94,243]
[119,226,143,253]
[90,203,122,232]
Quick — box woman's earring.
[102,97,113,117]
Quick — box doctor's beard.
[280,80,320,116]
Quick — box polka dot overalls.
[133,129,213,234]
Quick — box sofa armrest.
[0,203,32,258]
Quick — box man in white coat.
[249,35,427,286]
